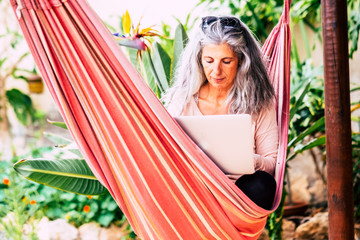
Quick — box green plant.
[14,158,107,195]
[351,86,360,223]
[8,125,134,236]
[265,58,325,239]
[127,23,189,97]
[12,122,106,196]
[348,0,360,58]
[1,145,135,238]
[35,186,125,228]
[0,169,41,240]
[353,131,360,222]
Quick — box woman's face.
[201,43,238,92]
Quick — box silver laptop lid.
[175,114,255,175]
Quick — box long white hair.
[162,17,274,116]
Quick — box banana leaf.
[151,42,171,91]
[171,24,188,83]
[13,158,106,195]
[142,50,158,94]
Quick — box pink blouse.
[168,97,279,179]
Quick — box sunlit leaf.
[287,136,326,161]
[142,50,157,93]
[146,50,163,94]
[0,57,7,68]
[289,79,312,121]
[288,116,325,148]
[48,120,68,129]
[171,24,188,83]
[14,158,106,195]
[293,136,326,153]
[152,42,171,91]
[44,132,73,145]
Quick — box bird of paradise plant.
[113,10,164,58]
[112,10,189,98]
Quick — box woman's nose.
[213,62,221,75]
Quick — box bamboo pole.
[321,0,354,238]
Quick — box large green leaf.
[127,48,159,95]
[171,24,188,83]
[152,42,171,91]
[287,136,326,161]
[142,50,158,94]
[348,0,360,58]
[288,116,325,148]
[6,88,36,125]
[13,158,107,195]
[289,78,312,122]
[146,50,163,95]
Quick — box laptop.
[175,114,255,175]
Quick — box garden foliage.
[1,140,133,238]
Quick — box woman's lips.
[212,77,225,82]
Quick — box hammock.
[10,0,290,239]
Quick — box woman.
[163,16,278,210]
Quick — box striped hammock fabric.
[10,0,290,239]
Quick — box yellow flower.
[114,10,165,57]
[22,196,29,203]
[30,200,36,205]
[83,205,90,213]
[3,178,10,185]
[87,195,92,200]
[65,214,71,220]
[122,10,132,36]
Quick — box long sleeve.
[253,106,279,176]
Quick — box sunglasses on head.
[201,16,241,31]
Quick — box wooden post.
[322,0,354,238]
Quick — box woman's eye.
[223,61,231,64]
